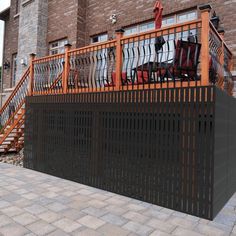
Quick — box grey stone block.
[122,221,154,235]
[101,213,128,226]
[53,218,82,233]
[0,223,29,236]
[77,215,106,230]
[26,220,56,236]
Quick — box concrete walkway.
[0,163,236,236]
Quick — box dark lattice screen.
[24,86,236,220]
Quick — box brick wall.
[2,0,19,90]
[1,0,236,91]
[47,0,79,49]
[85,0,236,70]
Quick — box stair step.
[2,141,12,145]
[5,138,15,142]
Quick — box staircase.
[0,66,63,154]
[0,68,30,154]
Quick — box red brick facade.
[1,0,236,91]
[85,0,236,66]
[47,0,78,49]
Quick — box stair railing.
[0,68,30,132]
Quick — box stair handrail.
[0,67,30,115]
[0,99,25,134]
[0,68,30,131]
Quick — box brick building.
[0,0,236,103]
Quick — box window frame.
[91,33,108,44]
[124,9,198,36]
[49,38,68,55]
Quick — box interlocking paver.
[101,213,128,226]
[142,208,170,220]
[90,193,110,201]
[71,194,89,202]
[1,206,24,217]
[123,211,150,223]
[47,229,70,236]
[105,205,128,216]
[233,225,236,234]
[77,215,106,229]
[68,200,89,211]
[26,220,56,235]
[0,163,235,236]
[46,202,68,212]
[126,203,147,212]
[147,218,176,233]
[12,212,38,226]
[105,197,127,206]
[1,193,21,202]
[98,223,130,236]
[77,189,94,196]
[0,215,14,227]
[167,216,198,230]
[87,199,108,209]
[52,217,82,233]
[0,200,11,209]
[61,208,87,220]
[149,229,171,236]
[22,192,39,200]
[122,221,154,235]
[82,206,108,218]
[72,228,102,236]
[38,210,62,223]
[24,204,47,215]
[0,222,30,236]
[172,227,204,236]
[194,223,227,236]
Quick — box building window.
[124,9,197,36]
[124,22,155,36]
[162,10,197,27]
[91,34,108,44]
[16,0,21,14]
[49,38,68,55]
[11,54,17,87]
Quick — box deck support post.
[63,43,72,94]
[29,53,36,96]
[115,29,125,91]
[219,29,225,90]
[199,4,212,86]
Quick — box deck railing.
[29,5,234,96]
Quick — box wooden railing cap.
[30,53,36,58]
[199,4,212,12]
[64,43,72,48]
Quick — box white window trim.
[49,38,68,55]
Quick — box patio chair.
[157,39,201,82]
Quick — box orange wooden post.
[199,4,212,86]
[220,29,225,90]
[63,43,72,94]
[29,53,36,96]
[115,29,125,91]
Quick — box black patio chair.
[156,39,201,82]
